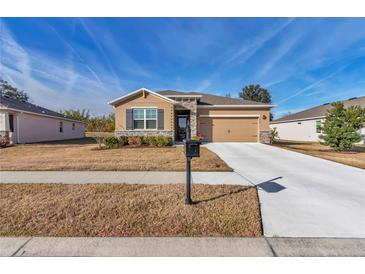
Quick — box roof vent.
[322,102,330,105]
[348,97,357,100]
[41,110,45,114]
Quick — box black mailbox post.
[183,139,200,205]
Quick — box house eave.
[108,88,177,106]
[0,106,85,123]
[197,104,275,108]
[270,116,326,124]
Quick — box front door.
[177,115,188,141]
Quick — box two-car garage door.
[199,117,258,142]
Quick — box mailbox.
[184,140,200,158]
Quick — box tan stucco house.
[108,88,274,143]
[0,95,85,144]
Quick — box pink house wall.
[17,112,85,143]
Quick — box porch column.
[0,111,10,133]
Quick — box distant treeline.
[60,109,115,132]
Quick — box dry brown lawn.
[0,138,231,171]
[0,183,262,237]
[273,140,365,169]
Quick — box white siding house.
[0,96,85,144]
[270,96,365,144]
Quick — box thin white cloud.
[255,31,302,78]
[226,18,295,65]
[194,18,295,92]
[278,64,351,104]
[78,19,155,83]
[0,21,116,115]
[45,22,106,90]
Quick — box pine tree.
[319,102,365,150]
[239,84,273,120]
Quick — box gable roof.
[271,96,365,124]
[158,90,273,106]
[108,88,176,106]
[0,95,83,123]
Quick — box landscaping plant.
[127,136,143,146]
[88,116,109,149]
[268,127,279,144]
[319,102,365,150]
[0,134,10,148]
[155,136,172,147]
[104,136,129,148]
[104,137,119,148]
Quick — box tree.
[60,109,90,123]
[0,79,29,102]
[239,84,273,120]
[239,84,272,104]
[319,102,365,150]
[88,116,109,150]
[105,113,115,132]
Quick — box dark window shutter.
[126,109,133,130]
[157,109,164,130]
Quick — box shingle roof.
[0,95,82,122]
[158,90,271,106]
[271,96,365,123]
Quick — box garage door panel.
[199,117,258,142]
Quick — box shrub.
[104,136,129,148]
[320,102,365,150]
[118,136,128,146]
[268,127,279,144]
[104,137,119,148]
[155,136,172,147]
[0,134,10,148]
[127,136,143,146]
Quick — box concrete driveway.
[205,143,365,238]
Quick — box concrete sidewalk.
[0,171,252,185]
[1,237,364,257]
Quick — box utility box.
[184,140,200,158]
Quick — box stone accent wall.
[176,99,198,136]
[259,130,271,144]
[115,130,174,139]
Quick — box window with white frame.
[316,120,322,133]
[133,108,157,130]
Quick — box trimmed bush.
[155,136,172,147]
[118,136,128,146]
[105,135,172,148]
[104,137,119,148]
[127,136,143,146]
[104,136,129,148]
[144,136,158,146]
[143,136,172,147]
[0,135,10,148]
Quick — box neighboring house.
[108,88,274,143]
[270,96,365,143]
[0,95,85,144]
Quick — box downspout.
[16,114,20,144]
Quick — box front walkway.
[1,237,364,257]
[0,171,251,185]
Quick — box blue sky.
[1,18,364,117]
